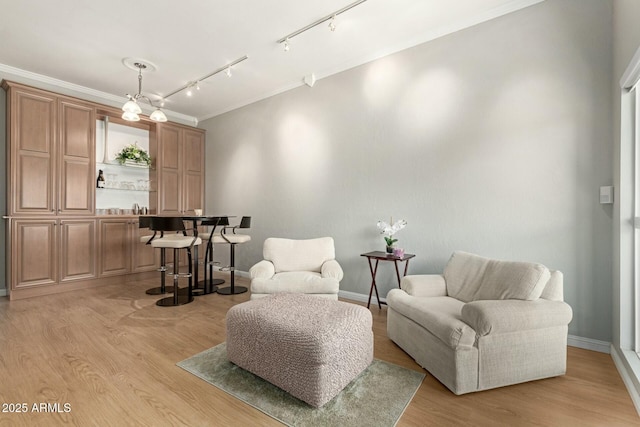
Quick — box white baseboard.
[610,345,640,415]
[213,267,249,279]
[338,290,385,304]
[0,288,6,297]
[567,335,611,354]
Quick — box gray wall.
[201,0,613,341]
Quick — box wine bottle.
[97,169,105,188]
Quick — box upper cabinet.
[3,82,95,216]
[6,84,56,215]
[58,97,96,215]
[156,124,205,215]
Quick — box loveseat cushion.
[386,290,476,349]
[444,251,550,303]
[263,237,336,273]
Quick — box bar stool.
[213,216,251,295]
[193,216,229,296]
[150,217,202,306]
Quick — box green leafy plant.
[384,236,398,247]
[115,142,151,166]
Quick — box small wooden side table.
[360,251,416,309]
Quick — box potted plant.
[377,217,407,253]
[115,142,151,167]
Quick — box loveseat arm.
[401,275,447,297]
[461,299,573,336]
[321,259,344,281]
[249,260,276,279]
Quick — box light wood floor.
[0,274,638,426]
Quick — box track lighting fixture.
[277,0,367,49]
[161,55,249,100]
[121,61,167,122]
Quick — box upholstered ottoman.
[226,293,373,407]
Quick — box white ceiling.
[0,0,542,123]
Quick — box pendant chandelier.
[121,62,167,122]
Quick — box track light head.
[284,38,290,52]
[225,66,232,77]
[329,15,337,32]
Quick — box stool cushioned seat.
[226,293,373,408]
[151,235,202,248]
[211,234,251,244]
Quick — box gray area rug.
[177,342,425,427]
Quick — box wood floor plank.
[0,275,638,426]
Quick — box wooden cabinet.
[11,219,58,289]
[6,86,57,215]
[99,218,158,277]
[60,219,97,282]
[58,97,95,215]
[3,82,95,216]
[10,218,97,289]
[2,81,204,300]
[157,124,205,215]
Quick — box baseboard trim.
[338,290,383,304]
[567,335,611,354]
[610,345,640,415]
[0,288,7,297]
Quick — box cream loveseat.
[387,251,573,395]
[249,237,343,300]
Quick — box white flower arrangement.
[377,217,407,248]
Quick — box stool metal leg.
[146,248,168,295]
[156,248,195,307]
[217,243,248,295]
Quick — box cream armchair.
[249,237,343,300]
[387,251,573,395]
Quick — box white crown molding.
[197,0,545,121]
[0,62,199,126]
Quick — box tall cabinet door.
[58,98,95,215]
[11,219,58,289]
[183,129,205,213]
[59,219,97,282]
[157,125,182,215]
[98,219,130,277]
[8,87,57,215]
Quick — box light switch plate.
[600,186,614,204]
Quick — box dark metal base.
[156,293,194,307]
[145,286,167,295]
[198,278,225,287]
[192,286,218,296]
[216,285,248,295]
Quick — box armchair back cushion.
[263,237,336,273]
[444,251,550,303]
